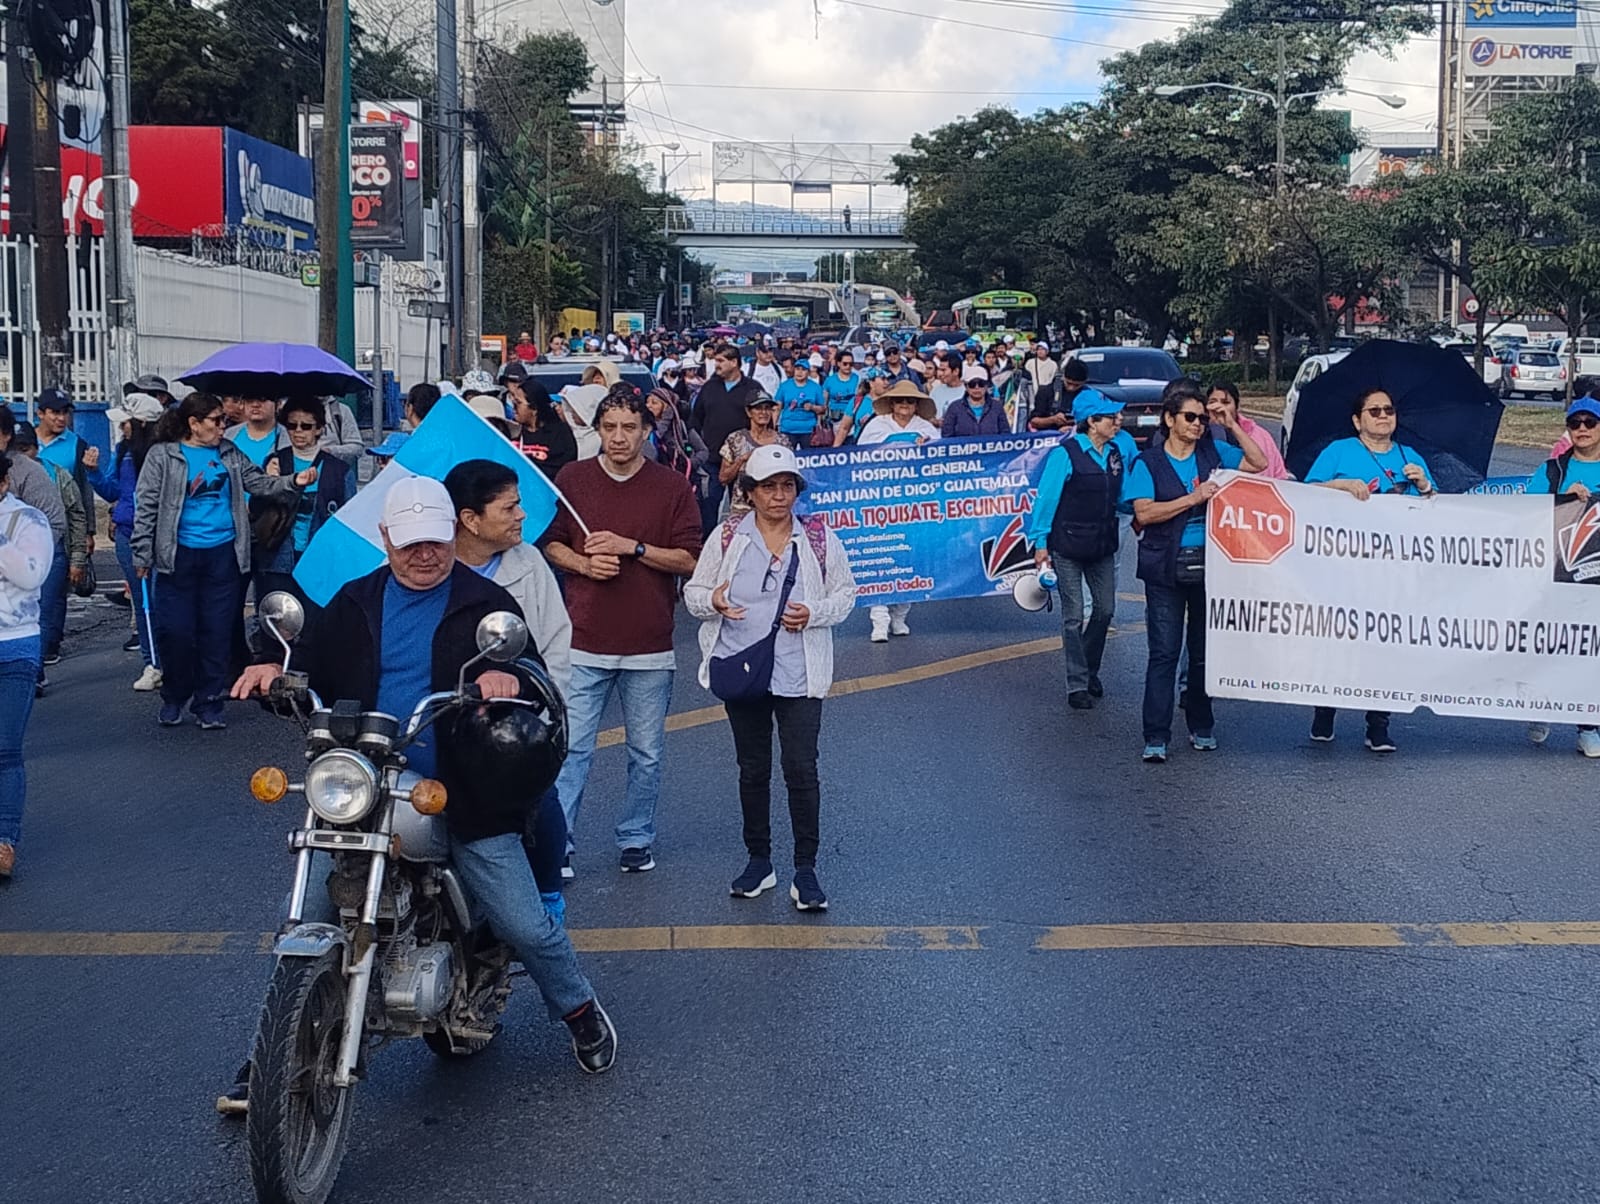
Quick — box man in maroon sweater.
[544,392,702,874]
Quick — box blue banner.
[1470,475,1529,495]
[224,128,318,250]
[796,434,1058,605]
[1465,0,1576,28]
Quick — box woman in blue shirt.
[1525,396,1600,757]
[132,393,314,730]
[258,396,355,612]
[1302,387,1436,753]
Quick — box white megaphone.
[1012,569,1053,613]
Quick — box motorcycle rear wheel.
[246,950,357,1204]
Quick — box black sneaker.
[1068,690,1093,710]
[560,855,575,882]
[158,703,184,727]
[619,847,655,873]
[197,707,227,731]
[42,652,60,667]
[564,999,618,1074]
[1365,724,1397,754]
[34,674,46,698]
[1087,675,1104,699]
[790,867,828,912]
[1311,708,1336,743]
[730,857,777,898]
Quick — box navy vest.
[1049,437,1122,562]
[1134,438,1221,586]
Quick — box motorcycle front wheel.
[246,950,357,1204]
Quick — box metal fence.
[0,234,109,412]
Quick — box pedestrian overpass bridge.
[651,206,912,252]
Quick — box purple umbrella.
[178,342,372,397]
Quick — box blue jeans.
[699,475,726,538]
[555,664,674,853]
[1142,579,1214,745]
[1053,552,1115,695]
[0,643,41,844]
[114,526,154,667]
[39,538,67,659]
[154,543,242,714]
[449,832,593,1020]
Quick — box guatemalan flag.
[294,395,562,606]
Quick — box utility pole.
[32,64,69,393]
[436,0,462,373]
[101,0,138,389]
[317,0,354,364]
[541,127,552,347]
[460,0,482,370]
[1268,34,1286,395]
[6,20,36,410]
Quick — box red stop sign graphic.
[1209,476,1294,564]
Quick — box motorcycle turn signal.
[250,767,289,803]
[408,779,447,815]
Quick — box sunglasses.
[1175,411,1207,424]
[284,421,320,432]
[965,381,988,390]
[1568,415,1600,430]
[200,413,225,426]
[1364,405,1397,417]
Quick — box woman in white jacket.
[0,452,56,877]
[684,444,856,912]
[444,458,575,922]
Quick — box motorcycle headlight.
[304,750,379,824]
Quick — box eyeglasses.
[1568,415,1600,430]
[1175,411,1207,424]
[1364,405,1397,417]
[200,413,225,426]
[284,421,320,432]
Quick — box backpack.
[719,513,829,577]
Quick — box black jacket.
[691,372,762,459]
[291,562,546,843]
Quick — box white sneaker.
[870,618,889,643]
[889,618,911,637]
[1527,723,1550,745]
[132,665,163,692]
[1578,729,1600,759]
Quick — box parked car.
[1554,336,1600,381]
[1070,346,1183,432]
[1500,347,1568,401]
[912,328,971,352]
[1280,351,1352,452]
[1442,341,1503,387]
[527,354,655,396]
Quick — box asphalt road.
[6,437,1600,1204]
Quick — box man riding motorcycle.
[231,475,617,1079]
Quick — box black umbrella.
[735,321,773,337]
[1284,339,1503,493]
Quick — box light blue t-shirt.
[821,372,859,417]
[466,552,505,578]
[1304,437,1435,495]
[231,427,278,469]
[176,444,235,549]
[290,454,319,552]
[775,378,824,436]
[1525,456,1600,495]
[1123,443,1245,548]
[376,576,451,777]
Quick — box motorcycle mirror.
[259,592,306,642]
[475,611,529,663]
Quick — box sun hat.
[108,392,164,425]
[873,379,937,421]
[382,475,455,547]
[461,369,500,397]
[742,443,807,492]
[467,394,510,423]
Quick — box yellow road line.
[7,921,1600,958]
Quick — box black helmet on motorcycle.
[446,696,565,803]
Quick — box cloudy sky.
[614,0,1440,222]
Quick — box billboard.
[712,142,909,186]
[224,128,316,250]
[348,122,406,250]
[1465,26,1578,74]
[1465,0,1577,27]
[1348,135,1438,187]
[355,99,421,180]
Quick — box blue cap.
[1569,397,1600,422]
[864,367,884,381]
[1071,389,1124,425]
[366,431,410,458]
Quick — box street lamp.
[1152,80,1405,195]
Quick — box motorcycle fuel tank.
[391,770,451,862]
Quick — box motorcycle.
[234,591,564,1204]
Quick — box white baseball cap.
[934,339,949,351]
[742,443,807,492]
[108,392,164,425]
[382,476,456,548]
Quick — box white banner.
[1203,472,1600,722]
[1464,26,1578,76]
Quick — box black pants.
[155,544,242,713]
[725,694,823,867]
[1313,707,1389,730]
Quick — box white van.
[1554,337,1600,381]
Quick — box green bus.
[952,290,1038,339]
